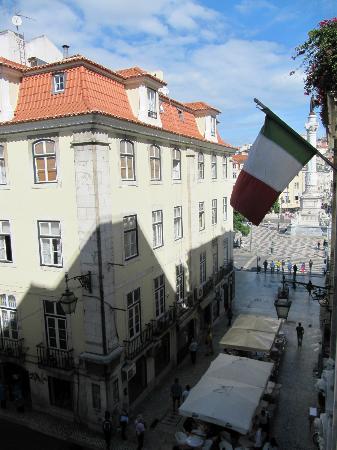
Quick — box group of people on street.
[262,259,314,276]
[102,408,145,450]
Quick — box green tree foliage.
[271,199,280,214]
[293,18,337,127]
[233,211,250,236]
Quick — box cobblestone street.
[0,270,322,450]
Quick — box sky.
[0,0,336,146]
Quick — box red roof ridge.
[184,101,221,113]
[159,94,194,112]
[116,65,166,85]
[0,56,27,71]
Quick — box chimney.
[28,56,38,67]
[62,45,70,59]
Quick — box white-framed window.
[211,154,217,179]
[147,88,157,118]
[212,199,217,225]
[154,274,165,318]
[150,145,161,181]
[223,197,228,221]
[0,220,12,263]
[174,206,183,240]
[222,156,228,179]
[212,238,218,274]
[120,140,135,181]
[0,145,7,185]
[123,215,138,260]
[177,109,184,122]
[53,73,65,93]
[211,116,216,137]
[172,148,181,180]
[44,300,67,349]
[33,140,57,183]
[199,202,205,231]
[0,294,18,340]
[127,287,141,339]
[152,210,163,249]
[176,264,184,302]
[198,153,204,180]
[200,251,206,285]
[38,221,62,267]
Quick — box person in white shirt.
[182,385,191,403]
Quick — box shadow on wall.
[0,218,234,427]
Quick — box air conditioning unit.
[122,362,136,381]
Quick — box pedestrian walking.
[227,307,233,327]
[170,378,182,412]
[119,409,129,440]
[317,241,321,250]
[287,261,292,274]
[189,338,198,365]
[205,326,214,355]
[102,411,113,450]
[182,385,191,403]
[296,322,304,348]
[309,259,313,275]
[135,415,146,450]
[275,260,280,273]
[270,260,275,274]
[281,259,285,273]
[263,260,268,273]
[293,263,298,280]
[300,262,305,274]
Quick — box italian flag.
[230,111,317,226]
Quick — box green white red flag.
[230,107,317,225]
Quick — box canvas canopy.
[219,328,276,352]
[179,354,273,434]
[232,314,281,334]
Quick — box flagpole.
[254,98,337,173]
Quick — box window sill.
[153,244,164,251]
[0,261,15,268]
[174,237,183,242]
[119,180,138,187]
[211,178,218,182]
[149,180,163,185]
[0,184,10,190]
[172,178,182,184]
[32,182,60,189]
[40,265,63,272]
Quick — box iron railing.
[36,344,74,370]
[152,306,176,336]
[0,337,25,359]
[124,323,154,360]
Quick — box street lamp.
[58,271,126,315]
[274,276,292,319]
[59,272,92,314]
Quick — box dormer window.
[211,116,216,137]
[147,88,157,119]
[53,73,65,93]
[177,109,184,122]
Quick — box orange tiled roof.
[232,154,248,163]
[0,57,27,71]
[116,67,147,78]
[160,96,203,140]
[13,66,135,123]
[184,101,221,113]
[4,57,233,148]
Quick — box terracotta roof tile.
[184,101,221,113]
[0,57,27,71]
[116,67,147,78]
[232,154,248,163]
[6,58,234,148]
[160,97,203,140]
[13,66,135,123]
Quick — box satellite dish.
[12,15,22,26]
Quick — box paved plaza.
[235,224,327,275]
[0,270,322,450]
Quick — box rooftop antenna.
[11,12,34,65]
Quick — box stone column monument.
[288,99,323,235]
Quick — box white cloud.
[0,0,309,144]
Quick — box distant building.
[232,154,248,180]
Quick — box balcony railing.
[152,306,176,336]
[148,110,158,119]
[37,344,74,371]
[0,337,25,359]
[124,323,153,360]
[223,260,234,275]
[176,292,197,318]
[202,278,214,298]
